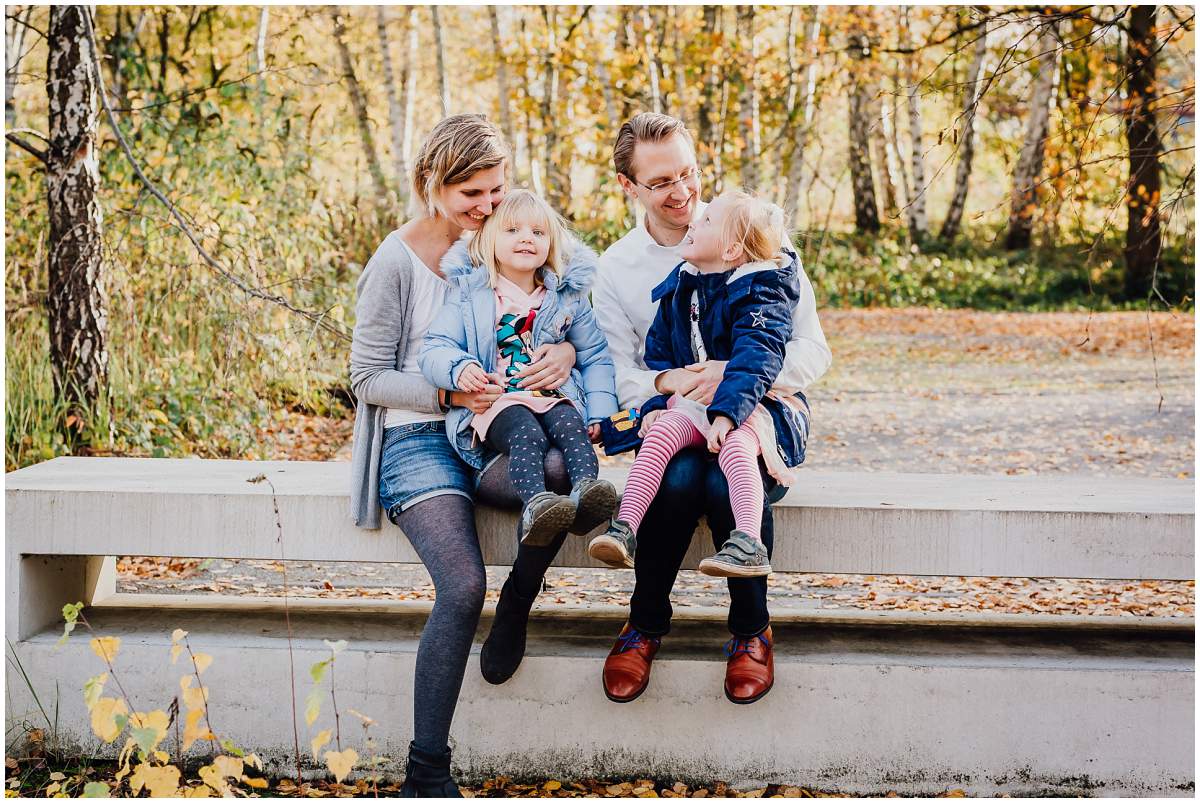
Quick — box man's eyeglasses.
[629,168,699,195]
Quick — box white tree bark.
[736,5,760,190]
[640,5,661,113]
[669,6,689,127]
[488,6,514,142]
[376,6,410,209]
[589,8,621,135]
[1004,20,1059,249]
[47,5,108,413]
[902,6,929,241]
[783,7,822,223]
[939,15,989,242]
[431,6,450,117]
[874,90,902,218]
[6,6,31,129]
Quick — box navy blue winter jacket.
[642,250,810,467]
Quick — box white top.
[592,202,833,409]
[384,240,449,428]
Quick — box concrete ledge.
[7,457,1194,579]
[7,610,1193,797]
[96,591,1197,633]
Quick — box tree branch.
[5,132,47,163]
[79,10,351,344]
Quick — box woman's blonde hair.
[411,114,510,217]
[468,189,569,287]
[718,191,788,264]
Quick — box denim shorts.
[378,421,474,520]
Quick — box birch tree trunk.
[669,6,690,128]
[540,6,565,209]
[640,5,661,114]
[901,6,929,241]
[377,6,410,209]
[589,8,621,135]
[736,5,760,190]
[1123,5,1162,299]
[431,6,450,117]
[873,92,901,218]
[5,6,30,129]
[848,26,880,232]
[1004,20,1059,250]
[939,17,988,242]
[488,6,514,141]
[331,8,389,202]
[697,5,722,181]
[783,7,822,225]
[47,5,108,415]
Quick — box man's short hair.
[613,112,694,180]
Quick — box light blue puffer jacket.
[419,237,618,470]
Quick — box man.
[592,112,831,704]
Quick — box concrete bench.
[6,457,1195,795]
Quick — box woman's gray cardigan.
[349,231,445,530]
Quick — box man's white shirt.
[593,201,833,409]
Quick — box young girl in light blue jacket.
[420,190,619,552]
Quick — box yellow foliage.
[324,749,358,784]
[90,697,128,743]
[182,683,209,711]
[198,764,230,796]
[83,672,108,708]
[90,637,121,664]
[242,776,269,789]
[182,708,211,751]
[211,755,244,781]
[192,653,213,674]
[170,644,183,664]
[128,710,170,752]
[311,729,332,761]
[182,786,212,798]
[171,629,188,643]
[129,763,180,798]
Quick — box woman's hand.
[707,415,734,453]
[516,341,575,391]
[456,362,490,393]
[682,360,728,405]
[638,409,664,438]
[450,384,503,414]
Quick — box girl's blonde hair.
[718,191,787,264]
[469,189,569,287]
[412,114,510,217]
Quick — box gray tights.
[391,451,569,754]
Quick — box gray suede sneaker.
[519,491,577,547]
[698,530,772,578]
[587,519,637,569]
[568,478,619,535]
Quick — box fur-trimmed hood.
[439,234,598,295]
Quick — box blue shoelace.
[723,632,769,658]
[615,627,659,654]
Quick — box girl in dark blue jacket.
[588,192,809,577]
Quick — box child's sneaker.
[519,491,577,547]
[568,478,619,535]
[698,530,771,577]
[587,519,637,569]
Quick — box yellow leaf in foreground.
[90,698,128,743]
[311,729,332,761]
[323,749,358,783]
[129,763,180,798]
[192,653,213,674]
[199,764,230,796]
[182,684,209,711]
[170,644,183,664]
[182,708,209,751]
[90,637,121,664]
[171,629,188,643]
[128,710,170,751]
[242,776,269,789]
[212,755,243,781]
[544,780,562,791]
[182,785,212,798]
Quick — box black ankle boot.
[398,741,462,798]
[480,576,536,685]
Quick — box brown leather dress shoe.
[723,626,774,704]
[602,623,661,703]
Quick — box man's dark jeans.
[628,447,781,638]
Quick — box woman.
[350,114,577,797]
